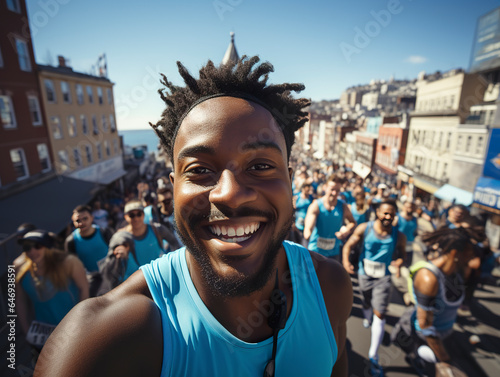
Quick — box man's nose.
[209,169,257,209]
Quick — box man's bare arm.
[34,272,163,377]
[303,200,319,240]
[312,252,353,377]
[342,223,367,274]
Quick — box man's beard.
[174,205,293,298]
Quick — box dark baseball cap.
[19,229,54,248]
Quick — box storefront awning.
[0,176,98,235]
[434,184,473,206]
[413,176,440,194]
[97,168,128,185]
[473,176,500,213]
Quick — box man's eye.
[249,163,272,171]
[186,166,210,175]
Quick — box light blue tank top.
[308,199,344,257]
[413,263,464,336]
[21,272,79,326]
[397,214,417,243]
[358,221,398,276]
[124,225,164,279]
[294,196,312,231]
[140,241,338,377]
[350,204,369,225]
[143,205,154,224]
[73,225,108,272]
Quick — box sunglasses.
[127,211,144,219]
[22,242,44,252]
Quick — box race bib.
[317,237,336,250]
[26,320,56,347]
[363,259,386,278]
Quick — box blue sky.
[26,0,499,130]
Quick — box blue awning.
[473,176,500,212]
[434,184,473,206]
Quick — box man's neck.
[374,220,392,236]
[322,195,337,209]
[129,223,147,237]
[79,226,96,238]
[186,247,292,343]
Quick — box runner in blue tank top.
[392,226,483,377]
[343,199,406,377]
[65,205,112,273]
[304,174,356,260]
[36,57,353,377]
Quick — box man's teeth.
[209,223,260,239]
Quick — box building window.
[51,116,63,139]
[443,163,448,179]
[457,135,463,151]
[15,38,31,72]
[113,139,119,154]
[67,115,77,137]
[73,148,82,168]
[477,136,484,155]
[76,84,84,105]
[446,132,452,150]
[104,140,110,156]
[0,46,4,67]
[109,114,116,132]
[81,115,88,135]
[61,82,72,103]
[85,144,93,163]
[101,115,108,132]
[106,88,112,104]
[44,80,56,103]
[37,143,51,172]
[92,115,98,134]
[10,148,29,180]
[0,95,17,128]
[465,136,472,153]
[87,86,94,104]
[96,143,102,160]
[58,150,70,172]
[97,87,103,105]
[6,0,21,12]
[27,95,42,126]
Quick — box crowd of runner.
[13,153,500,376]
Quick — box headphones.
[263,270,287,377]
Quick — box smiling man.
[34,56,352,377]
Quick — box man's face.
[404,202,414,215]
[449,207,466,223]
[125,210,144,229]
[170,97,293,297]
[72,211,93,233]
[376,204,396,227]
[158,192,174,216]
[323,181,341,203]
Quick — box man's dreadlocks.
[150,56,310,163]
[421,226,486,256]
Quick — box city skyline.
[26,0,499,130]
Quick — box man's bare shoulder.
[309,251,353,324]
[34,271,163,377]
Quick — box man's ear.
[169,171,174,185]
[288,167,293,182]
